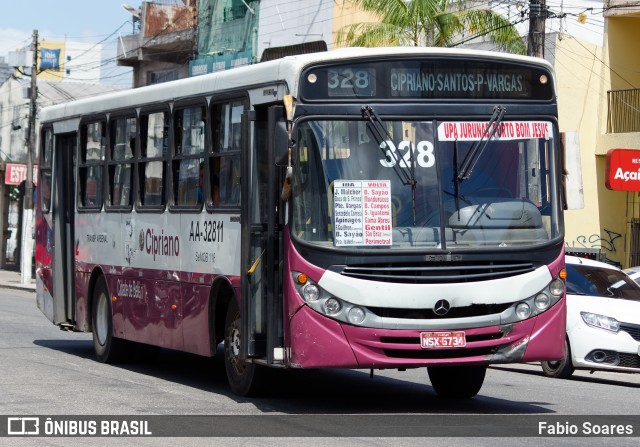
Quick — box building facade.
[117,0,197,87]
[191,0,373,74]
[596,1,640,267]
[535,1,640,267]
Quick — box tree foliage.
[337,0,526,55]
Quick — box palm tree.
[337,0,527,55]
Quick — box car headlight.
[581,312,620,333]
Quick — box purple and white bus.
[35,47,566,398]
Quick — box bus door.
[51,132,77,326]
[241,105,285,364]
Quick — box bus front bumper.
[287,298,565,369]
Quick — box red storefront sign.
[4,163,38,186]
[606,149,640,191]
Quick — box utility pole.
[26,29,37,210]
[527,0,546,58]
[21,29,37,285]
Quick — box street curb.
[0,283,36,292]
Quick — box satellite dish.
[122,4,141,19]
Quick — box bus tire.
[427,365,486,398]
[541,338,574,379]
[224,300,265,396]
[92,275,130,364]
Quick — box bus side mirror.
[561,131,584,210]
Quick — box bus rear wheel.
[427,365,486,398]
[92,276,131,363]
[224,300,265,396]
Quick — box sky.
[0,0,143,86]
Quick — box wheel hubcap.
[226,319,246,375]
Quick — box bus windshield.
[292,118,560,250]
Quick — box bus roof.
[39,47,554,123]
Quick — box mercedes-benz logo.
[433,299,450,316]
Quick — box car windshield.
[566,263,640,300]
[292,118,560,250]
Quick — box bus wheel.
[541,338,574,379]
[427,365,486,398]
[92,276,130,364]
[224,300,264,396]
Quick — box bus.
[35,47,567,398]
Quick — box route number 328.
[379,140,435,168]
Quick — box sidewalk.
[0,269,36,292]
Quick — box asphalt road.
[1,288,639,446]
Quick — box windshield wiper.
[456,105,506,182]
[361,105,418,224]
[361,106,416,186]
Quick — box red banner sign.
[606,149,640,191]
[4,163,38,186]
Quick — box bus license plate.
[420,331,466,349]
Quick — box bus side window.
[173,104,206,208]
[210,100,242,208]
[79,121,105,210]
[107,116,135,209]
[40,128,54,213]
[139,111,168,207]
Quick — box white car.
[541,255,640,378]
[623,266,640,286]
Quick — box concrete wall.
[607,18,640,90]
[554,14,640,267]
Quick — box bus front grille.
[336,261,535,284]
[369,304,512,319]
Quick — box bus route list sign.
[333,180,392,246]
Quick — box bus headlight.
[549,279,564,297]
[347,306,366,324]
[292,271,370,326]
[534,293,550,310]
[323,298,342,315]
[515,303,531,320]
[301,283,320,302]
[502,275,565,324]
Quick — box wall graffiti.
[566,229,622,253]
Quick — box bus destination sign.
[302,59,553,101]
[390,68,527,98]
